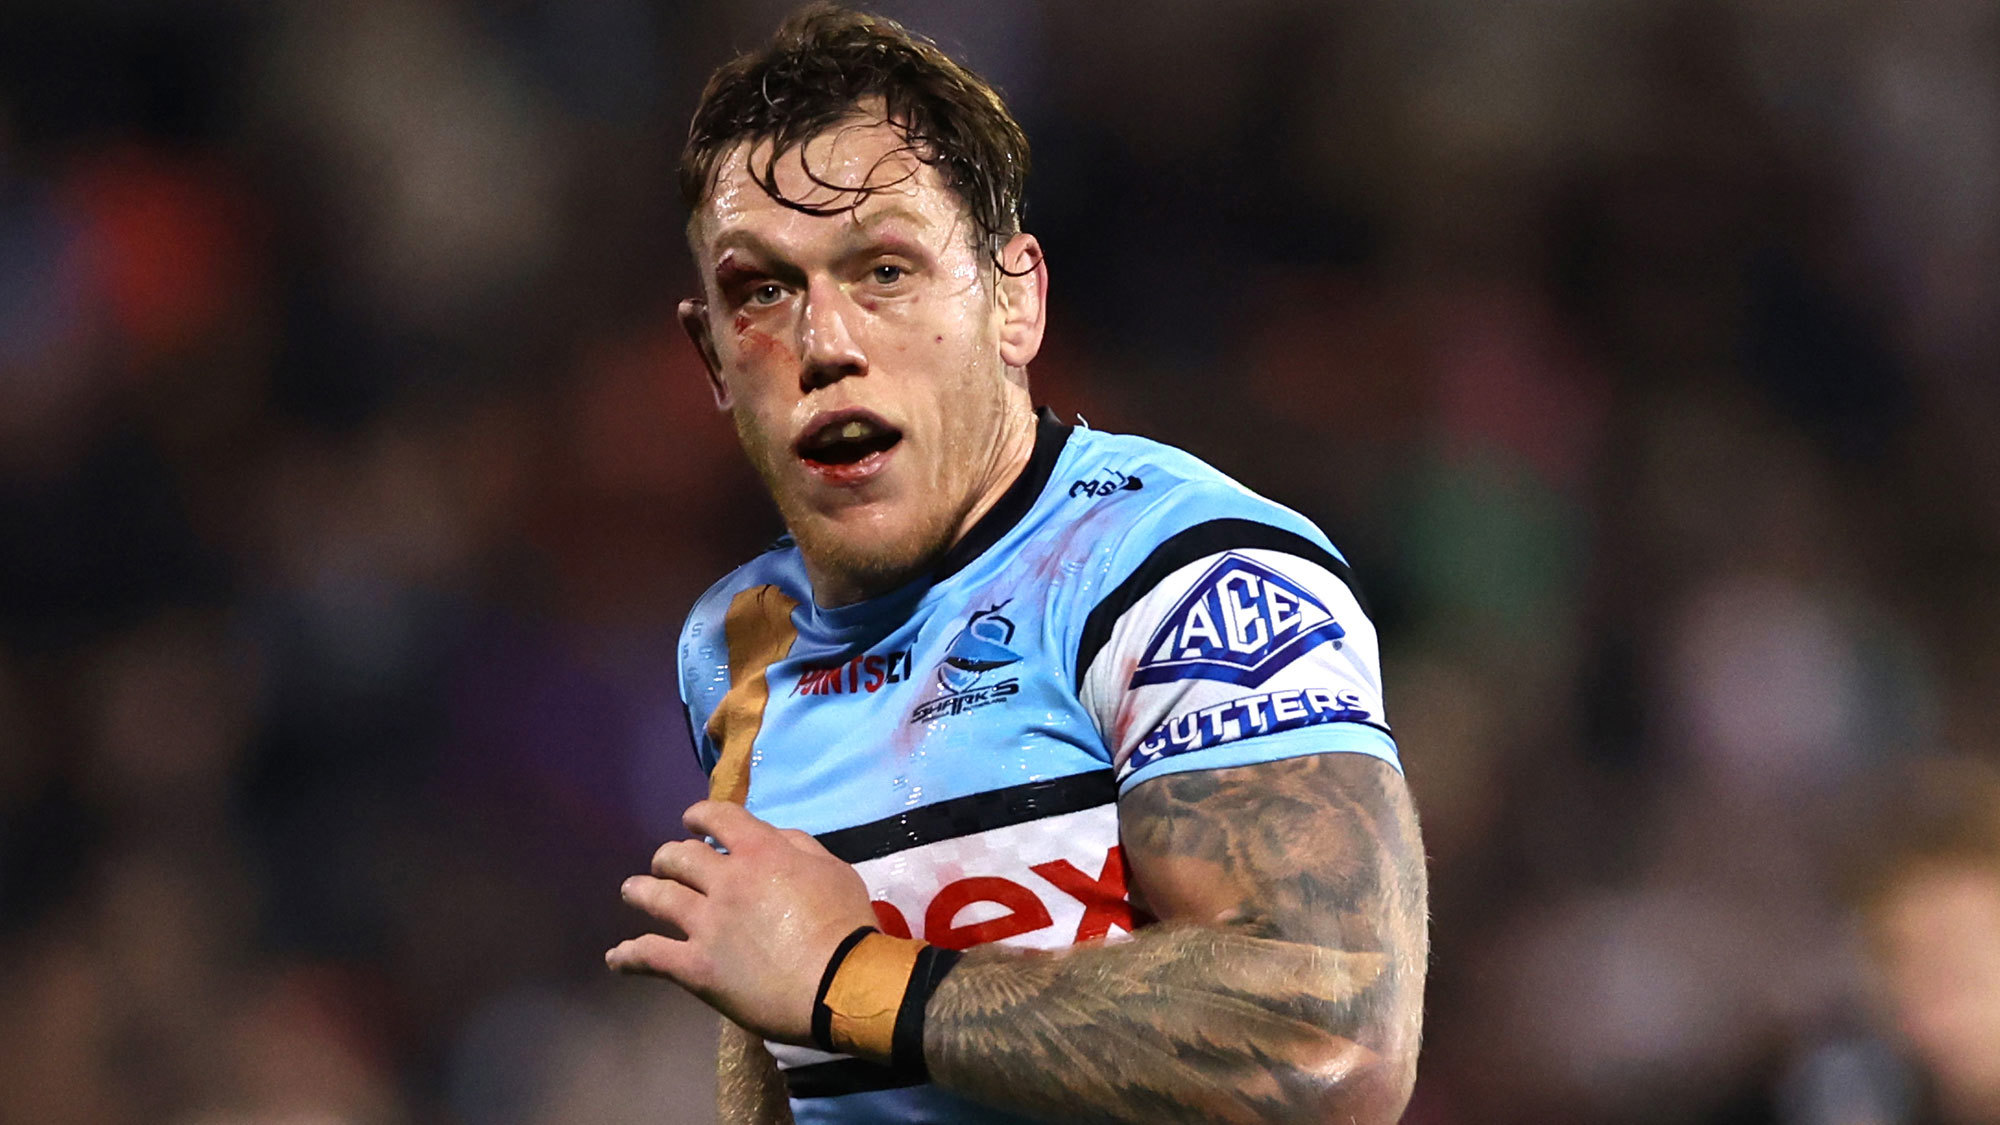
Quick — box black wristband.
[810,925,878,1052]
[889,942,963,1080]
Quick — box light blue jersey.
[677,410,1398,1124]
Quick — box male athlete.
[608,8,1427,1124]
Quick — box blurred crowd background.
[5,1,2000,1122]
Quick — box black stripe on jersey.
[783,1058,926,1099]
[1074,518,1367,689]
[813,770,1116,864]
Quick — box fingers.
[622,874,700,933]
[651,837,726,891]
[683,799,773,850]
[605,932,692,979]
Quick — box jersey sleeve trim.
[1075,517,1368,689]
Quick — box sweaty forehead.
[691,116,967,252]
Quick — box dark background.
[3,1,1996,1122]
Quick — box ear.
[679,298,731,410]
[994,233,1047,370]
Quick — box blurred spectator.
[1850,758,2000,1125]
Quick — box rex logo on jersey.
[1130,553,1346,687]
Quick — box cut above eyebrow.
[710,229,785,260]
[712,245,806,291]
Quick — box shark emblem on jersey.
[939,604,1021,692]
[911,604,1024,723]
[1129,553,1346,687]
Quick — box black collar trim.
[932,407,1071,582]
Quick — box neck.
[944,403,1039,558]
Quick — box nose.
[797,278,866,391]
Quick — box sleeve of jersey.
[1078,542,1398,794]
[676,597,727,776]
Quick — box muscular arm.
[924,751,1427,1125]
[717,1019,795,1125]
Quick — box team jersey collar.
[805,407,1072,638]
[932,406,1072,582]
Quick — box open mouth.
[795,413,903,469]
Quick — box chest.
[741,588,1134,954]
[745,587,1102,829]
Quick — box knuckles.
[651,837,711,876]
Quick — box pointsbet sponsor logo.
[864,846,1144,950]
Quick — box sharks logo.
[938,604,1022,692]
[912,604,1023,722]
[1130,554,1346,688]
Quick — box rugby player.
[608,7,1428,1123]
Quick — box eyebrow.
[706,207,938,277]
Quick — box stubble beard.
[734,409,968,604]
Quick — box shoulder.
[1059,426,1355,628]
[1062,426,1339,556]
[1057,426,1394,790]
[676,542,808,682]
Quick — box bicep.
[1119,751,1428,1048]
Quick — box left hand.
[607,800,877,1044]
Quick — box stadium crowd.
[3,1,1998,1122]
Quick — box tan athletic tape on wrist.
[823,931,926,1062]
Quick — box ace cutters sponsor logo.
[1131,553,1346,688]
[1128,686,1373,771]
[910,604,1022,723]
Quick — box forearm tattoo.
[924,753,1428,1125]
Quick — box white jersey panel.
[1078,547,1390,788]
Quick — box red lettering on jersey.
[924,877,1052,950]
[871,899,913,939]
[1031,846,1142,942]
[864,654,886,692]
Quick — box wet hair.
[680,4,1030,265]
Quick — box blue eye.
[749,283,785,306]
[873,264,906,285]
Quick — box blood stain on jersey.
[1130,553,1346,687]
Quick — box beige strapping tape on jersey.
[705,585,799,804]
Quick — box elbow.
[1264,998,1419,1125]
[1325,1042,1418,1125]
[1283,1036,1415,1125]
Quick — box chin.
[790,508,952,601]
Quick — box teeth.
[839,421,870,440]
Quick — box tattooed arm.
[925,751,1427,1125]
[717,1020,795,1125]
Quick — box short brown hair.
[679,4,1030,258]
